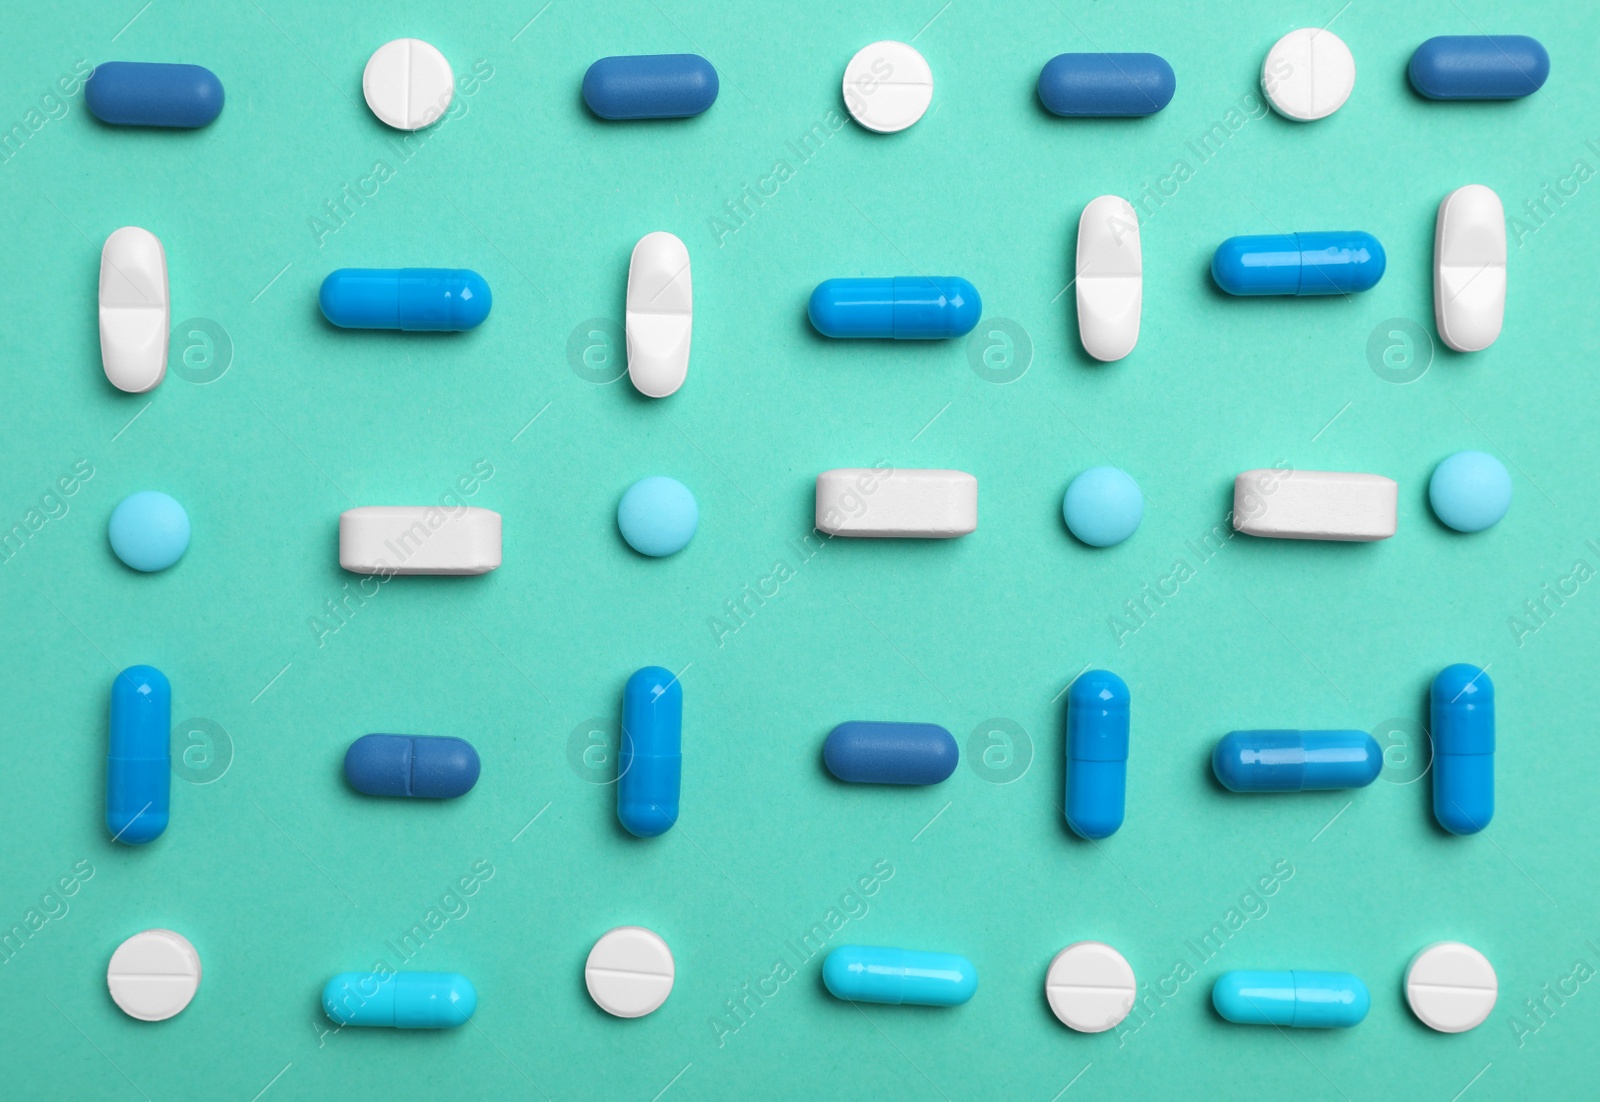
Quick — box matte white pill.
[816,468,977,538]
[1233,469,1397,541]
[1406,941,1497,1033]
[1262,28,1355,121]
[1046,941,1135,1032]
[99,226,169,394]
[1434,185,1506,353]
[843,41,932,133]
[108,928,201,1022]
[339,506,502,575]
[363,38,454,130]
[586,926,675,1018]
[1076,195,1141,362]
[625,231,692,398]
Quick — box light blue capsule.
[1432,664,1494,835]
[1213,970,1369,1028]
[808,277,981,339]
[1213,730,1382,792]
[822,945,976,1006]
[322,972,476,1028]
[108,665,170,844]
[619,666,681,837]
[319,269,492,331]
[1066,670,1129,839]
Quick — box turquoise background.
[2,1,1597,1098]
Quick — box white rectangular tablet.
[1233,470,1396,541]
[1434,184,1505,353]
[339,506,502,574]
[815,469,977,538]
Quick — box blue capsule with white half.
[319,269,492,331]
[1037,53,1175,116]
[1066,670,1129,839]
[1213,730,1382,792]
[822,945,977,1006]
[1213,970,1370,1028]
[322,971,476,1028]
[1431,664,1494,835]
[107,664,170,844]
[1211,232,1386,296]
[618,666,682,837]
[808,277,981,339]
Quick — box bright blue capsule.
[822,946,977,1006]
[85,62,224,128]
[1409,37,1549,100]
[583,54,719,119]
[1066,670,1128,840]
[1211,232,1386,296]
[319,269,492,331]
[619,666,681,837]
[344,734,480,799]
[1213,730,1382,792]
[1432,664,1494,834]
[1213,971,1370,1028]
[1037,53,1175,116]
[808,277,981,339]
[107,665,170,844]
[322,972,476,1028]
[824,722,958,785]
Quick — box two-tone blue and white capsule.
[108,665,170,844]
[1212,233,1386,296]
[1214,970,1370,1028]
[322,972,477,1028]
[1432,664,1494,834]
[808,277,981,339]
[1213,730,1382,792]
[619,666,682,837]
[319,269,492,331]
[822,945,977,1006]
[1066,671,1129,839]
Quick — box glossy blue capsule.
[1211,232,1386,296]
[1409,37,1549,100]
[822,946,977,1006]
[583,54,719,119]
[322,972,476,1028]
[808,277,981,339]
[824,722,957,785]
[344,734,479,799]
[619,666,681,837]
[1213,730,1382,792]
[85,62,224,128]
[1066,671,1128,840]
[1432,664,1494,834]
[319,269,492,331]
[107,665,170,844]
[1037,53,1175,116]
[1213,971,1370,1028]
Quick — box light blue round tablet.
[1429,450,1511,533]
[618,476,697,557]
[1063,467,1143,547]
[109,491,190,572]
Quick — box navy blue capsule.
[1066,670,1129,839]
[1213,731,1382,792]
[1432,664,1494,834]
[824,722,957,785]
[1211,232,1386,296]
[319,269,492,331]
[85,62,224,128]
[583,54,719,119]
[1409,37,1549,100]
[808,277,982,339]
[618,666,681,837]
[344,734,480,799]
[107,665,170,844]
[1037,53,1175,116]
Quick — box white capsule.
[1233,469,1397,541]
[339,506,502,575]
[1434,185,1506,353]
[625,231,692,398]
[815,468,977,538]
[1076,195,1142,361]
[1406,941,1497,1033]
[99,226,169,394]
[1263,28,1355,121]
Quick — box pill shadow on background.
[1413,680,1453,838]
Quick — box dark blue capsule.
[107,665,171,844]
[344,734,480,799]
[1213,731,1382,792]
[583,54,719,119]
[1037,53,1175,116]
[1431,664,1494,834]
[86,62,224,128]
[824,722,958,785]
[1066,670,1129,840]
[1409,37,1549,100]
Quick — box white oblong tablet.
[1406,941,1497,1033]
[1046,941,1135,1032]
[108,928,201,1022]
[815,468,977,538]
[363,38,455,131]
[1233,469,1397,541]
[1262,28,1355,121]
[843,41,933,133]
[1075,195,1142,362]
[1435,185,1506,353]
[625,231,692,398]
[586,926,675,1018]
[338,506,502,575]
[99,226,169,394]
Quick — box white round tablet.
[1262,28,1355,121]
[363,38,455,131]
[586,926,674,1018]
[1045,941,1135,1032]
[107,928,201,1022]
[843,41,933,133]
[1406,941,1497,1033]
